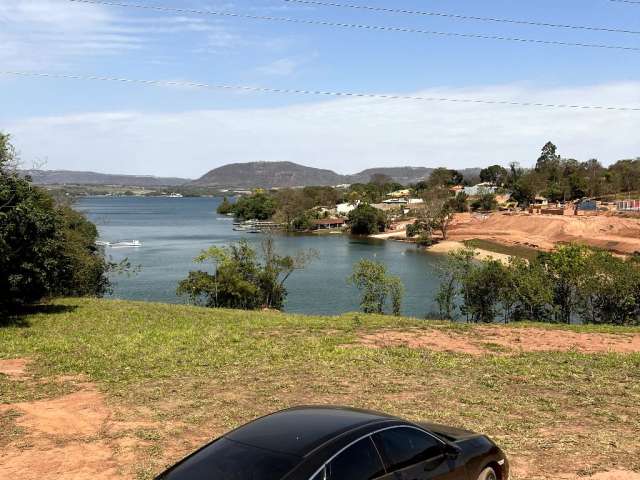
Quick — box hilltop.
[189,161,344,189]
[21,169,191,187]
[190,161,481,188]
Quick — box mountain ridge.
[21,162,482,189]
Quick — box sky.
[0,0,639,178]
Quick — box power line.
[66,0,640,52]
[609,0,640,4]
[284,0,640,35]
[1,71,639,112]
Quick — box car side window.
[325,437,386,480]
[372,427,444,472]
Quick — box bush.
[348,259,404,316]
[348,204,387,235]
[177,238,316,310]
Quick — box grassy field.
[1,298,640,479]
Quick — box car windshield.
[159,438,300,480]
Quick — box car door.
[372,427,464,480]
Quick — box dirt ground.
[354,325,640,355]
[447,212,640,255]
[3,325,640,480]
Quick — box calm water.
[76,197,446,317]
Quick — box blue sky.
[1,0,639,177]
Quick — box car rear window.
[159,437,300,480]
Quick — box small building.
[387,189,411,198]
[616,199,640,212]
[336,201,359,215]
[382,198,408,206]
[463,183,497,197]
[312,218,346,230]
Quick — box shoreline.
[426,240,512,263]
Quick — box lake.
[76,196,447,317]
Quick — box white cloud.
[5,82,640,178]
[256,58,300,76]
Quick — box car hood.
[417,422,480,441]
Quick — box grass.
[463,238,540,261]
[2,298,640,479]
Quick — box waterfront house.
[312,218,346,230]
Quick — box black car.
[157,406,508,480]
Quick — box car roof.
[225,406,399,457]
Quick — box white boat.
[168,193,183,198]
[95,240,111,247]
[110,240,142,248]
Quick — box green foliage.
[216,196,234,215]
[347,204,387,235]
[439,243,640,325]
[448,192,469,213]
[0,132,110,311]
[348,259,404,315]
[227,192,277,220]
[427,168,463,189]
[471,192,498,212]
[177,238,316,310]
[480,165,508,185]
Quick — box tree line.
[437,244,640,325]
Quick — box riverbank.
[427,240,513,263]
[2,298,640,480]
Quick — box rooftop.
[226,406,394,456]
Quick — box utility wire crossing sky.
[66,0,640,52]
[1,0,639,177]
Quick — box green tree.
[177,238,316,310]
[479,165,508,185]
[427,168,463,189]
[348,259,404,315]
[471,192,498,211]
[1,132,111,312]
[230,192,277,220]
[216,196,234,215]
[347,204,387,235]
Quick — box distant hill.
[192,162,482,188]
[347,167,435,185]
[190,161,345,189]
[21,170,190,187]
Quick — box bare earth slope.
[448,213,640,254]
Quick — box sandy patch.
[354,328,486,355]
[353,327,640,355]
[427,240,512,263]
[475,326,640,354]
[0,358,30,379]
[5,388,111,437]
[1,441,122,480]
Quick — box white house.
[336,201,359,215]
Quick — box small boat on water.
[96,240,142,248]
[111,240,142,248]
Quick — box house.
[336,201,359,215]
[312,218,346,230]
[463,183,497,197]
[616,199,640,212]
[387,189,411,198]
[382,198,408,205]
